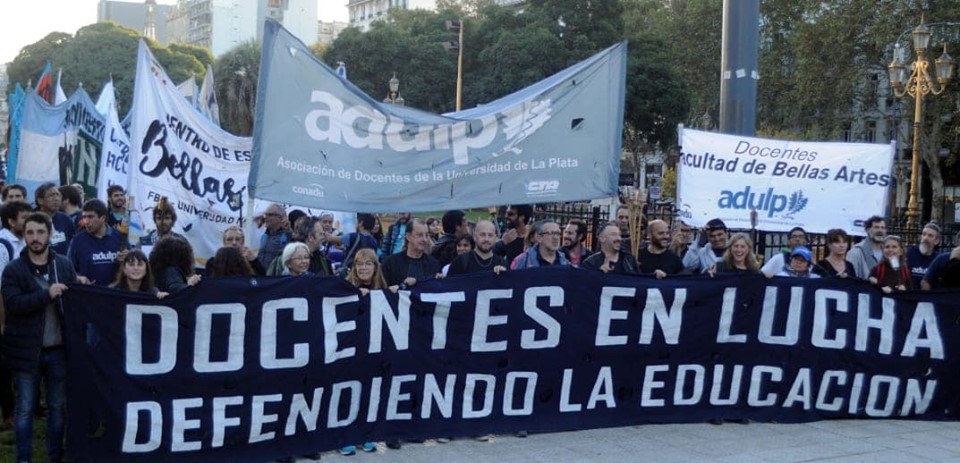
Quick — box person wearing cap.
[761,227,807,278]
[775,246,820,278]
[683,218,729,274]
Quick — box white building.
[259,0,318,47]
[318,20,349,46]
[98,0,174,43]
[347,0,437,32]
[167,0,317,57]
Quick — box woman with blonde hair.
[716,233,760,273]
[345,248,390,295]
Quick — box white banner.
[129,41,257,265]
[96,100,130,209]
[677,128,894,234]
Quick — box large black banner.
[62,269,960,462]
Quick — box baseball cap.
[790,246,813,263]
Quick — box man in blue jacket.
[2,212,79,463]
[68,199,126,286]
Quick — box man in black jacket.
[383,218,440,288]
[2,212,79,463]
[582,222,638,274]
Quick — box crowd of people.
[0,181,957,462]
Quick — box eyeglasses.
[264,212,282,218]
[291,256,310,262]
[538,231,562,237]
[790,234,805,239]
[45,192,62,199]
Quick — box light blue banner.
[250,19,626,212]
[16,88,104,200]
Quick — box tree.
[5,21,206,117]
[622,0,721,126]
[214,41,260,136]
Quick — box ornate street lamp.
[383,72,405,106]
[888,20,955,228]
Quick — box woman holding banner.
[150,236,201,293]
[815,229,856,278]
[715,233,760,274]
[110,249,167,298]
[280,242,312,276]
[869,235,911,293]
[345,248,391,295]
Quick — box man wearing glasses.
[510,220,570,269]
[761,226,808,277]
[257,203,291,269]
[33,183,75,256]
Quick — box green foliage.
[214,40,260,136]
[5,21,205,116]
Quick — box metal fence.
[536,203,609,252]
[534,202,957,263]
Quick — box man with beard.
[512,220,570,268]
[105,185,128,239]
[639,219,683,278]
[846,215,886,279]
[67,199,126,286]
[906,222,941,288]
[494,204,532,262]
[33,183,75,256]
[561,219,589,266]
[382,218,440,288]
[139,199,184,250]
[448,220,508,275]
[685,218,729,274]
[582,222,637,274]
[2,212,80,463]
[922,231,960,290]
[381,212,411,258]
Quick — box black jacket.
[1,248,77,373]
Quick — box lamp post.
[888,20,955,228]
[383,73,405,105]
[445,19,464,111]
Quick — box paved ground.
[289,420,960,462]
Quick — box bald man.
[639,220,684,278]
[447,220,508,275]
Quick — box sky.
[0,0,349,65]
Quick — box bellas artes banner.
[677,128,894,234]
[250,19,626,212]
[129,40,258,265]
[63,270,960,462]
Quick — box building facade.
[347,0,437,31]
[167,0,317,57]
[318,20,349,46]
[98,0,174,42]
